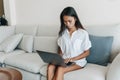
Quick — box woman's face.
[63,16,76,29]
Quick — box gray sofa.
[0,24,120,80]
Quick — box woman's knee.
[47,64,56,71]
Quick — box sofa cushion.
[65,63,107,80]
[106,53,120,80]
[86,24,120,61]
[34,25,59,52]
[0,50,25,63]
[34,37,58,53]
[4,53,47,74]
[37,25,59,36]
[87,35,113,66]
[0,26,15,44]
[40,63,107,80]
[18,35,34,53]
[0,33,23,53]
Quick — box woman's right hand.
[64,58,71,63]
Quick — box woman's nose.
[66,22,70,25]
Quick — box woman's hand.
[64,58,72,63]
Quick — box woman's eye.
[64,20,72,24]
[69,21,72,23]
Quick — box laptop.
[36,50,67,67]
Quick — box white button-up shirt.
[57,29,91,67]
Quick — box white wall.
[4,0,120,26]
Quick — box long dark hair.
[59,7,84,36]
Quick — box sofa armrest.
[106,53,120,80]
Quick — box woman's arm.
[70,49,90,62]
[58,47,63,56]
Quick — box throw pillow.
[86,35,113,66]
[17,35,34,53]
[0,26,15,44]
[106,53,120,80]
[0,33,23,53]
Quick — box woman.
[47,6,91,80]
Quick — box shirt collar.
[65,29,78,38]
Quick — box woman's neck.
[68,27,77,36]
[68,27,76,33]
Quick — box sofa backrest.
[33,24,120,62]
[13,24,120,61]
[33,25,59,53]
[15,25,38,36]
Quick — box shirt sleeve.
[81,31,92,51]
[57,37,65,53]
[57,37,61,47]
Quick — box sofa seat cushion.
[0,50,25,63]
[40,63,108,80]
[4,53,46,74]
[65,63,108,80]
